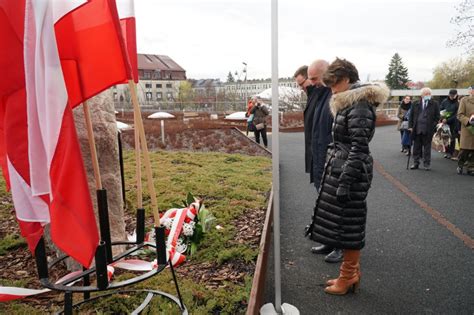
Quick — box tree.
[226,71,235,83]
[385,53,410,89]
[177,80,194,106]
[429,55,474,89]
[446,0,473,53]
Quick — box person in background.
[440,89,459,159]
[250,99,269,148]
[408,88,440,171]
[456,85,474,175]
[245,97,256,136]
[308,58,390,295]
[397,95,412,153]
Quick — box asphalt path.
[263,126,474,314]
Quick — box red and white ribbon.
[1,264,115,302]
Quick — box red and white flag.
[117,0,138,83]
[0,0,131,268]
[55,0,131,108]
[0,0,100,268]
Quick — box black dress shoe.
[325,248,343,263]
[311,244,333,255]
[410,164,419,170]
[424,165,431,171]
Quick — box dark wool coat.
[440,97,459,126]
[310,87,333,189]
[304,85,319,175]
[250,103,269,126]
[310,83,390,250]
[408,99,440,137]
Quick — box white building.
[114,54,186,105]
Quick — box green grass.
[0,234,27,256]
[124,150,271,264]
[0,150,271,314]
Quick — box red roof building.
[137,54,186,81]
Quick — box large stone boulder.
[71,90,126,268]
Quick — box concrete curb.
[246,187,273,315]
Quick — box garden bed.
[0,150,272,314]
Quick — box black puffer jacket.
[310,83,389,250]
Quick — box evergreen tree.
[226,71,235,83]
[385,53,410,89]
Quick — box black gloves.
[336,185,351,203]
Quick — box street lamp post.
[243,62,247,110]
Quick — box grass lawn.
[0,150,272,314]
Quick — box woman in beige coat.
[456,86,474,175]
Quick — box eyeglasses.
[297,78,307,87]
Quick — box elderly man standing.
[409,87,440,170]
[456,85,474,175]
[305,59,342,263]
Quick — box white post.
[161,119,165,144]
[261,0,299,314]
[271,0,282,307]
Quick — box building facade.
[224,78,298,100]
[114,54,186,105]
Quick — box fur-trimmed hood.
[329,83,390,116]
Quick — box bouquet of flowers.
[158,193,215,265]
[440,109,453,120]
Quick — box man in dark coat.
[440,89,459,159]
[305,60,342,263]
[308,60,333,190]
[294,65,317,180]
[409,88,440,170]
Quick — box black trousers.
[413,133,432,166]
[458,149,474,169]
[254,128,268,147]
[446,125,456,155]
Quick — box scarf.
[400,101,411,111]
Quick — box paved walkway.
[264,126,474,314]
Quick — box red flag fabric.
[0,0,45,254]
[0,0,131,267]
[117,0,139,83]
[55,0,131,108]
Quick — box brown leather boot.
[326,262,360,286]
[324,249,360,295]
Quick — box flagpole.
[83,101,102,190]
[128,80,161,226]
[261,0,299,313]
[134,103,143,209]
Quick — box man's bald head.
[308,59,329,86]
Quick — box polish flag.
[117,0,138,83]
[0,0,130,268]
[55,0,131,108]
[0,0,99,268]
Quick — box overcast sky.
[135,0,467,82]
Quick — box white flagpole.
[261,0,299,314]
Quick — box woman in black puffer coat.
[309,58,389,295]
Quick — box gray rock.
[73,90,126,253]
[45,91,126,271]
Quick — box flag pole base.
[34,207,187,314]
[260,303,300,315]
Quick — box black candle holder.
[34,189,187,314]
